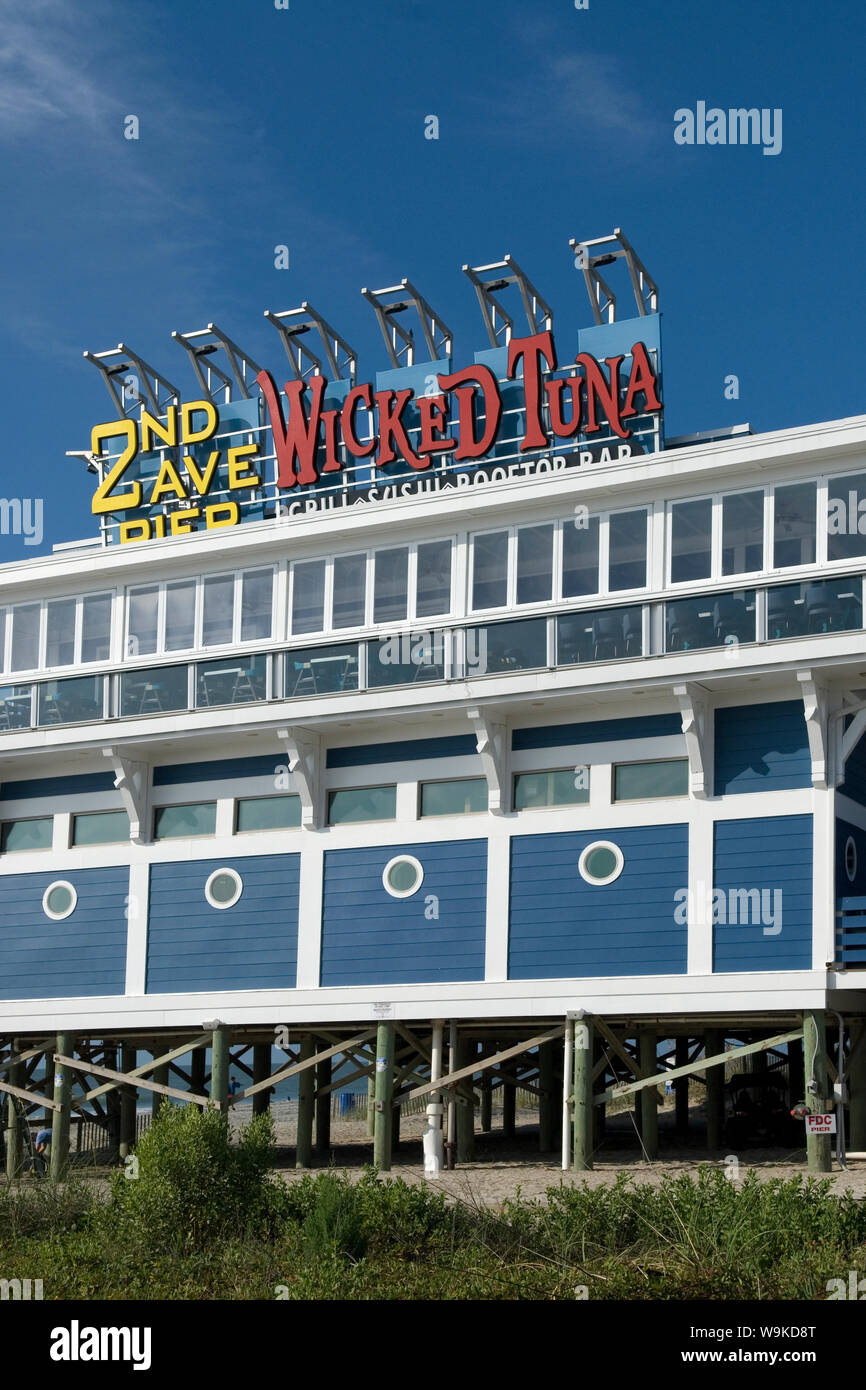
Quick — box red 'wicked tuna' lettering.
[577,353,629,439]
[375,388,428,470]
[507,331,556,450]
[256,370,325,487]
[545,374,583,437]
[341,383,376,458]
[417,394,454,455]
[621,342,663,420]
[437,365,501,460]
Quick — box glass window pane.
[240,569,273,642]
[1,817,53,852]
[774,482,816,568]
[10,604,40,672]
[722,491,764,575]
[614,759,689,801]
[0,608,6,673]
[128,587,159,657]
[80,594,112,663]
[516,524,553,604]
[196,655,267,707]
[670,499,712,583]
[286,643,359,696]
[827,473,866,561]
[164,581,196,652]
[202,574,234,646]
[609,509,648,590]
[420,778,488,816]
[45,599,76,667]
[368,632,445,688]
[37,676,104,726]
[415,540,452,617]
[374,547,409,624]
[665,590,756,652]
[472,617,546,674]
[472,530,508,610]
[153,803,216,839]
[557,604,643,665]
[236,796,301,832]
[327,786,396,825]
[767,577,862,639]
[0,683,33,729]
[120,664,190,717]
[72,810,130,846]
[562,515,600,597]
[291,560,326,635]
[333,554,367,628]
[514,770,589,809]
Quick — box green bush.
[301,1173,367,1262]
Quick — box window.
[332,554,366,628]
[827,472,866,562]
[419,778,487,816]
[128,586,159,656]
[472,530,509,610]
[1,817,52,852]
[285,643,359,696]
[10,604,40,672]
[291,559,326,635]
[722,491,764,575]
[558,604,643,665]
[164,580,196,651]
[608,509,647,590]
[153,803,217,839]
[613,759,689,801]
[42,593,113,668]
[37,676,105,727]
[236,795,301,832]
[671,499,712,583]
[240,569,274,642]
[476,617,547,674]
[0,683,33,730]
[562,515,600,597]
[373,547,409,623]
[120,664,190,718]
[130,570,274,657]
[665,589,756,652]
[42,880,77,921]
[196,655,267,707]
[205,867,243,910]
[202,574,234,646]
[516,524,553,604]
[416,540,452,617]
[327,786,396,825]
[72,811,130,846]
[45,599,76,667]
[774,482,816,568]
[578,841,624,885]
[514,770,589,810]
[382,854,424,898]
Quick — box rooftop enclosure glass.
[0,817,53,852]
[419,778,488,816]
[236,795,302,832]
[153,803,217,840]
[513,770,590,810]
[327,786,397,825]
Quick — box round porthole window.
[578,841,624,886]
[846,836,858,884]
[205,868,243,910]
[382,855,424,899]
[43,881,77,921]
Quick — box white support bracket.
[798,671,832,790]
[468,707,509,815]
[673,683,711,799]
[277,726,323,830]
[104,748,150,844]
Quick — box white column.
[125,861,150,995]
[295,842,324,988]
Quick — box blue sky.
[1,0,864,560]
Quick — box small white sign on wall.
[372,1001,394,1020]
[805,1113,837,1134]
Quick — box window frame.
[125,566,275,661]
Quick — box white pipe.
[446,1019,457,1168]
[424,1019,445,1177]
[562,1017,573,1170]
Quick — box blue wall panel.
[0,772,117,803]
[835,818,866,897]
[321,840,486,986]
[840,730,866,808]
[0,866,128,999]
[712,815,812,971]
[153,756,280,787]
[147,854,299,993]
[508,824,688,979]
[714,701,810,795]
[512,714,681,752]
[326,736,477,769]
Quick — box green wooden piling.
[804,1010,832,1173]
[210,1026,230,1111]
[480,1058,493,1133]
[373,1022,395,1171]
[252,1043,271,1117]
[849,1020,866,1153]
[296,1036,314,1168]
[675,1037,689,1136]
[705,1029,724,1150]
[539,1040,555,1152]
[5,1038,23,1180]
[367,1073,376,1135]
[105,1047,121,1161]
[573,1016,593,1171]
[639,1029,658,1160]
[151,1061,168,1119]
[119,1043,136,1160]
[502,1063,516,1138]
[49,1032,72,1182]
[316,1056,332,1153]
[456,1040,475,1162]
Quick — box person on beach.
[34,1127,52,1155]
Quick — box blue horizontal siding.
[836,818,866,898]
[0,866,128,999]
[326,735,477,769]
[712,815,812,972]
[512,714,681,752]
[153,756,280,787]
[714,701,810,795]
[508,824,688,979]
[840,730,866,808]
[0,772,117,803]
[146,854,299,993]
[321,840,486,986]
